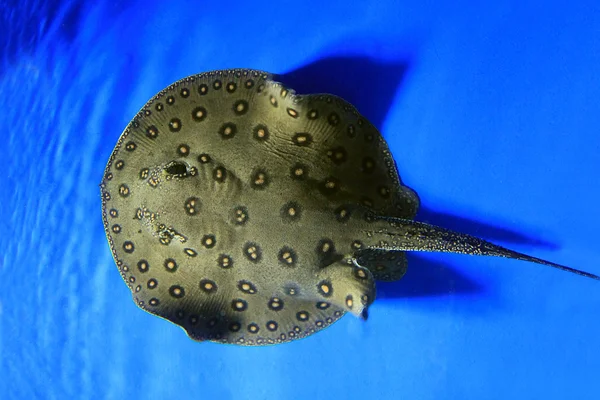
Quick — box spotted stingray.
[100,68,599,346]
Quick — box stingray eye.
[164,161,188,176]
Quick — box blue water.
[3,1,600,399]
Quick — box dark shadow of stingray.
[416,207,558,250]
[376,253,485,299]
[278,56,410,129]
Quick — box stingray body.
[100,69,598,346]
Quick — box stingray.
[100,68,599,346]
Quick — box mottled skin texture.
[100,69,598,346]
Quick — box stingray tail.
[362,215,600,280]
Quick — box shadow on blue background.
[281,56,409,129]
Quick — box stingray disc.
[100,68,422,346]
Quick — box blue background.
[2,1,599,399]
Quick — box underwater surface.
[2,0,600,399]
